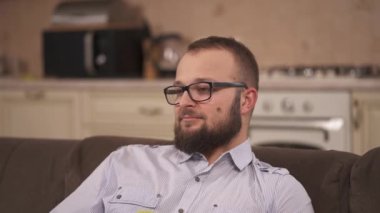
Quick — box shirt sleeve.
[272,174,314,213]
[50,153,113,213]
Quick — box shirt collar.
[176,149,203,164]
[229,139,254,171]
[176,139,254,170]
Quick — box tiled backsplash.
[0,0,379,77]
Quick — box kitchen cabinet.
[0,82,175,140]
[0,90,82,139]
[2,79,379,149]
[352,92,380,155]
[81,90,174,140]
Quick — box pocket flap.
[109,185,160,208]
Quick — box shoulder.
[109,144,176,161]
[253,159,290,177]
[250,158,293,195]
[114,143,174,153]
[252,159,305,191]
[272,174,313,212]
[251,159,313,212]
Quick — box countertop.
[0,77,379,92]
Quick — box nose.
[177,90,196,107]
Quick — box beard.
[174,93,242,156]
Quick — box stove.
[249,65,364,151]
[250,90,351,151]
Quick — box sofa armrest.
[350,146,380,213]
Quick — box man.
[51,36,313,212]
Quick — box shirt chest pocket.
[107,185,160,213]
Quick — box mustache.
[178,108,205,120]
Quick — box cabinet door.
[0,90,82,139]
[82,90,174,140]
[352,92,380,155]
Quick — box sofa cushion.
[0,137,77,213]
[350,146,380,213]
[253,146,359,213]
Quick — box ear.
[240,88,258,115]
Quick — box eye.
[192,84,210,94]
[165,87,182,94]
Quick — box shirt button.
[195,176,200,182]
[116,194,122,199]
[178,208,184,213]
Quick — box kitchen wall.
[0,0,379,78]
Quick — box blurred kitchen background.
[0,0,379,155]
[1,0,379,75]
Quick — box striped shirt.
[51,139,314,213]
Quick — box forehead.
[175,49,238,84]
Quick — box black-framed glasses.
[163,81,247,105]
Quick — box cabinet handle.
[138,107,163,116]
[25,90,45,100]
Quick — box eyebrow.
[173,78,216,86]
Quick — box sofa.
[0,136,379,213]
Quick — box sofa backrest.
[0,137,78,213]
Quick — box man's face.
[173,49,243,155]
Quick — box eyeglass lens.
[165,82,212,104]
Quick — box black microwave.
[43,28,147,78]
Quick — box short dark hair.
[187,36,259,90]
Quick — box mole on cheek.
[216,107,222,113]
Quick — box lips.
[178,109,204,121]
[181,115,202,121]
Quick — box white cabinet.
[0,90,82,139]
[81,90,174,140]
[0,84,175,140]
[3,79,376,147]
[352,92,380,155]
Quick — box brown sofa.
[0,136,379,213]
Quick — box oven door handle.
[250,117,344,142]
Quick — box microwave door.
[44,31,89,78]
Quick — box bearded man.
[51,36,313,213]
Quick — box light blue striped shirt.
[51,139,313,213]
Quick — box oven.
[250,90,351,151]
